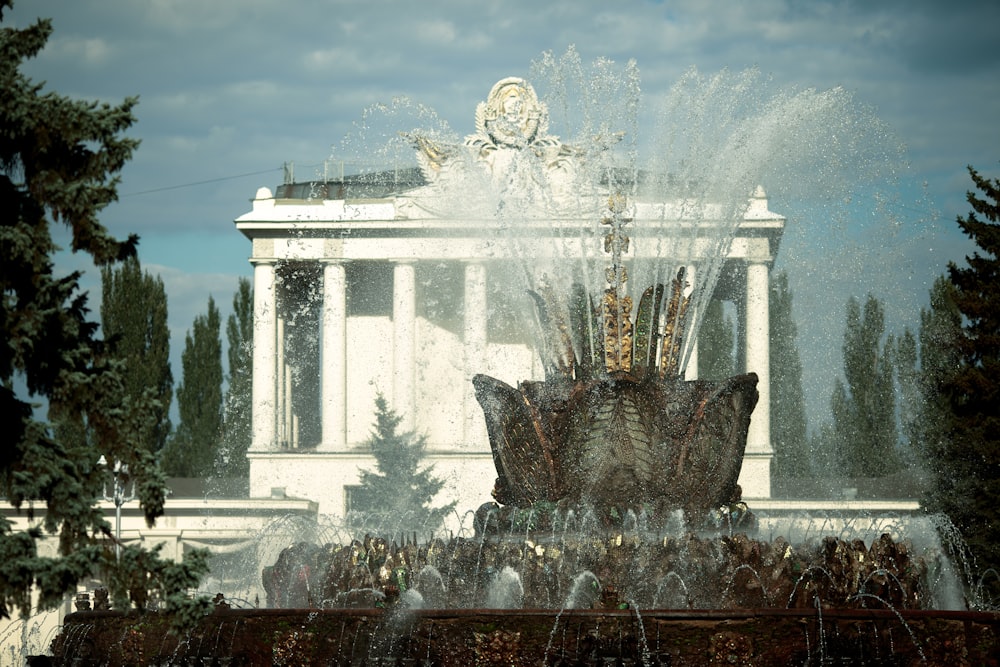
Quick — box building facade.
[235,77,786,522]
[235,181,785,520]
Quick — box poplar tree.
[100,256,172,455]
[350,394,456,535]
[926,166,1000,589]
[893,327,920,466]
[770,271,809,480]
[163,297,223,477]
[219,278,253,478]
[917,277,962,469]
[0,3,208,620]
[831,295,899,478]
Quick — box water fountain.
[48,58,1000,665]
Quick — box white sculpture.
[408,77,590,211]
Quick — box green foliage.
[893,326,920,465]
[219,278,253,478]
[831,294,899,477]
[276,261,322,446]
[350,394,457,535]
[0,3,207,622]
[163,297,223,477]
[769,270,809,480]
[805,422,841,478]
[916,277,962,469]
[104,544,211,622]
[696,297,734,381]
[101,256,173,455]
[924,166,1000,592]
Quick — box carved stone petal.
[472,374,555,506]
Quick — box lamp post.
[97,455,135,561]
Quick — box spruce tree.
[928,166,1000,590]
[831,295,899,478]
[696,297,735,380]
[0,4,208,620]
[163,297,223,477]
[350,394,457,535]
[770,270,809,480]
[100,256,173,455]
[219,278,253,479]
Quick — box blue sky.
[8,0,1000,427]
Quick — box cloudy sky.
[8,0,1000,427]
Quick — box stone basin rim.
[62,607,1000,623]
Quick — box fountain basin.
[474,371,759,522]
[51,607,1000,666]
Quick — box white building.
[237,78,788,521]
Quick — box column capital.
[744,247,774,266]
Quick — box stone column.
[251,260,277,451]
[393,261,417,432]
[320,261,348,451]
[741,260,772,497]
[464,262,488,447]
[276,317,286,446]
[684,264,699,381]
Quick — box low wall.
[51,607,1000,666]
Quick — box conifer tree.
[100,256,173,455]
[696,297,735,380]
[163,297,223,477]
[219,278,253,478]
[831,294,899,478]
[350,394,457,535]
[926,166,1000,588]
[770,271,809,480]
[0,4,208,620]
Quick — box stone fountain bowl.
[51,606,1000,666]
[474,372,759,523]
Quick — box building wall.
[238,187,786,516]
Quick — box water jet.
[50,59,1000,665]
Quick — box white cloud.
[223,80,281,98]
[47,35,113,65]
[304,47,381,74]
[151,125,237,159]
[145,0,276,33]
[414,19,458,44]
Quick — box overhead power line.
[121,167,283,198]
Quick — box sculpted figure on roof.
[465,77,559,153]
[408,78,580,205]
